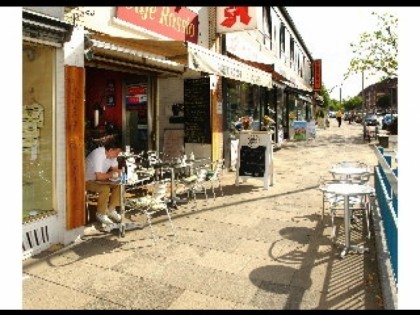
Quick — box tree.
[329,99,341,111]
[343,96,363,112]
[319,84,331,109]
[376,94,390,111]
[344,12,398,80]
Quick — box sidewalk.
[23,122,384,310]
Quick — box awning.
[23,9,73,47]
[297,94,312,102]
[89,36,185,76]
[89,32,272,88]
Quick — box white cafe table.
[319,182,375,258]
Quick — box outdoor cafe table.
[152,162,194,208]
[95,175,150,237]
[319,182,375,258]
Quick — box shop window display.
[22,44,55,222]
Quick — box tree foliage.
[344,12,398,80]
[343,96,363,112]
[376,94,390,110]
[319,84,331,108]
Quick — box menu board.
[183,78,211,143]
[238,146,266,177]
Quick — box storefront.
[23,7,276,257]
[22,8,73,258]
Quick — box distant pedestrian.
[349,111,355,124]
[336,110,342,127]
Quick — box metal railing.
[373,146,398,287]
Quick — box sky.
[286,7,400,101]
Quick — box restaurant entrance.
[85,68,153,155]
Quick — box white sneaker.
[96,213,114,225]
[108,209,122,223]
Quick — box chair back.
[333,160,367,169]
[207,159,224,181]
[196,168,208,182]
[330,160,371,183]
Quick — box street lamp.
[362,71,367,139]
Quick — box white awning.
[186,43,272,88]
[88,32,272,88]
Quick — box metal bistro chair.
[180,167,209,208]
[205,159,224,201]
[126,180,175,243]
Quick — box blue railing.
[373,146,398,286]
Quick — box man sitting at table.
[85,139,123,225]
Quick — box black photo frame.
[107,95,115,107]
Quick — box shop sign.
[126,83,147,109]
[217,7,257,33]
[116,6,198,43]
[313,59,322,91]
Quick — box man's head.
[104,140,122,159]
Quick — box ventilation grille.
[22,215,58,260]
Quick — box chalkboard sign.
[239,146,266,177]
[184,78,211,143]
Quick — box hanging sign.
[217,7,257,33]
[313,59,322,91]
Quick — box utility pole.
[362,71,366,139]
[339,86,342,106]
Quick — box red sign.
[128,85,146,95]
[116,7,198,43]
[220,7,251,28]
[313,59,322,91]
[217,7,257,33]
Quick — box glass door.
[123,76,149,153]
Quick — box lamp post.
[362,71,366,139]
[339,86,342,106]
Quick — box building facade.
[22,6,315,258]
[361,77,398,113]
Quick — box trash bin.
[378,135,389,148]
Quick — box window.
[290,37,295,68]
[263,6,272,49]
[280,23,285,55]
[23,44,56,221]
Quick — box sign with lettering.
[183,78,211,144]
[313,59,322,91]
[217,7,257,33]
[116,7,198,43]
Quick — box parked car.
[382,114,398,129]
[354,113,363,123]
[364,114,379,126]
[328,111,336,118]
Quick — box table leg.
[340,193,369,258]
[169,167,188,208]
